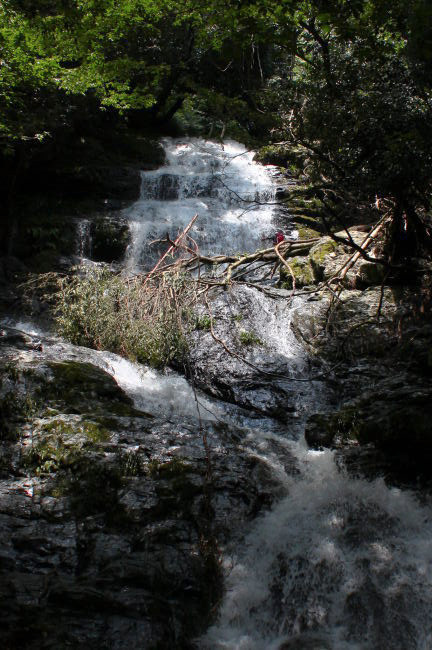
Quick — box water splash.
[124,138,280,272]
[201,443,432,650]
[75,218,92,260]
[100,352,221,422]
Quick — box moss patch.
[279,256,315,289]
[309,237,339,281]
[239,330,262,346]
[253,144,304,173]
[295,224,322,239]
[47,361,133,414]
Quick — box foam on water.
[124,138,279,272]
[201,442,432,649]
[100,352,221,422]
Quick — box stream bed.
[1,138,432,649]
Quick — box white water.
[124,138,280,272]
[1,317,222,424]
[101,352,222,422]
[76,218,92,260]
[202,444,432,649]
[13,137,432,648]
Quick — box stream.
[2,138,432,649]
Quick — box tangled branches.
[23,266,198,368]
[22,211,391,374]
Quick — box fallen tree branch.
[142,214,198,286]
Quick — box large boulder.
[0,329,294,649]
[305,375,432,472]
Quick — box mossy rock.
[279,255,315,289]
[47,361,135,415]
[295,224,322,240]
[292,214,326,234]
[309,237,340,281]
[355,261,387,287]
[253,144,304,171]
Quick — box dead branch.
[143,214,198,286]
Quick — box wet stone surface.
[0,327,299,649]
[188,284,328,421]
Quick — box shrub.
[28,266,197,368]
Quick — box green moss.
[81,420,110,442]
[309,238,339,281]
[47,361,133,414]
[23,414,112,476]
[253,145,304,171]
[195,314,212,331]
[23,438,77,476]
[296,224,322,239]
[279,255,315,289]
[239,330,262,346]
[292,214,325,230]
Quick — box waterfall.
[124,138,287,272]
[201,444,432,649]
[118,138,432,650]
[75,218,92,260]
[5,137,432,650]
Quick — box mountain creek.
[1,138,432,650]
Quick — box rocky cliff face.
[281,227,432,479]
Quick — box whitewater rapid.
[9,137,432,649]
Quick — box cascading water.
[75,218,92,260]
[200,444,432,649]
[4,137,432,649]
[121,138,432,648]
[124,138,290,272]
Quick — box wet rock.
[90,214,131,263]
[0,332,295,648]
[306,375,432,470]
[46,361,135,414]
[291,286,399,358]
[188,285,323,419]
[305,412,352,449]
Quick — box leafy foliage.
[2,0,432,259]
[30,267,196,368]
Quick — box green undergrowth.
[25,266,197,369]
[239,329,263,346]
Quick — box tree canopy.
[1,0,432,256]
